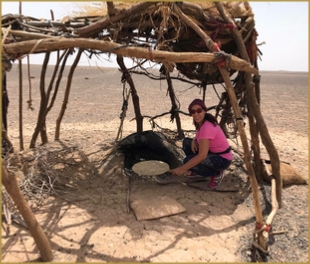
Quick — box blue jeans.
[182,138,232,177]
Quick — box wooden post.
[29,52,50,148]
[218,69,265,249]
[2,126,14,153]
[2,161,54,261]
[166,72,184,139]
[215,2,282,208]
[18,58,24,150]
[247,101,263,181]
[18,0,24,151]
[249,74,263,180]
[201,82,207,103]
[172,2,266,249]
[116,56,143,133]
[55,49,83,141]
[115,86,131,142]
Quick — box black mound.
[117,130,183,171]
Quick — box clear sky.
[1,1,309,72]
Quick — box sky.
[1,1,309,72]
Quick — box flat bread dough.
[132,160,170,176]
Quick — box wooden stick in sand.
[172,2,266,251]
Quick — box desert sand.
[2,65,308,262]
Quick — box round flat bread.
[132,160,170,176]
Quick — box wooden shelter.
[1,1,282,261]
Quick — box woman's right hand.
[168,167,186,176]
[191,138,198,153]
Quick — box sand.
[2,65,308,262]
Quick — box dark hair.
[193,113,218,129]
[188,99,218,129]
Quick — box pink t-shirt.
[196,121,233,160]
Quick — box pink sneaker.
[185,171,204,179]
[208,171,225,188]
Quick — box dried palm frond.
[69,2,108,17]
[224,1,254,18]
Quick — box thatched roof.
[2,1,263,151]
[2,1,260,83]
[2,1,264,144]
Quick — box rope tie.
[2,25,11,45]
[212,50,232,68]
[148,46,153,61]
[213,42,221,52]
[120,80,129,119]
[2,55,13,72]
[2,47,11,62]
[255,222,272,234]
[26,55,34,111]
[251,222,271,256]
[48,20,59,36]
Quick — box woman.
[169,99,232,188]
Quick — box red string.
[265,224,271,233]
[255,222,264,230]
[225,23,237,31]
[213,42,221,52]
[255,222,271,233]
[209,21,236,40]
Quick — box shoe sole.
[186,175,204,179]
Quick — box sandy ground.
[2,65,308,262]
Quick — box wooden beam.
[3,38,258,74]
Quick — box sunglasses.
[190,108,203,115]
